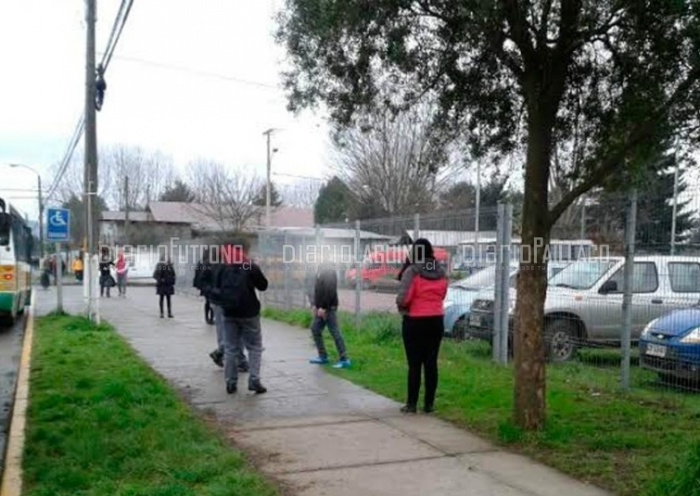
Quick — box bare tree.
[186,160,264,232]
[278,180,322,209]
[332,104,458,217]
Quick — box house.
[99,202,315,246]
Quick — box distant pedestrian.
[153,255,176,318]
[72,253,84,282]
[99,253,115,297]
[196,248,249,372]
[210,238,268,395]
[308,262,350,369]
[396,238,448,414]
[116,251,129,296]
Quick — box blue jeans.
[311,309,347,360]
[223,315,262,386]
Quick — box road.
[0,315,25,478]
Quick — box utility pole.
[474,159,481,268]
[37,174,44,259]
[85,0,98,320]
[580,199,586,240]
[262,128,277,228]
[670,161,680,255]
[124,176,130,244]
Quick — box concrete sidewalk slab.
[34,286,612,496]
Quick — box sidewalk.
[35,286,611,496]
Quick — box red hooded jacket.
[396,260,448,317]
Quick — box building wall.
[100,221,194,247]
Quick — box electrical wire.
[45,0,134,203]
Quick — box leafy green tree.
[276,1,700,429]
[314,176,352,224]
[159,180,196,203]
[61,194,109,249]
[252,183,283,208]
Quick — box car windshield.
[548,259,618,290]
[452,266,515,290]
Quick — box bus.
[0,198,33,325]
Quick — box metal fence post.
[493,204,504,362]
[283,229,291,310]
[621,188,637,391]
[414,213,420,241]
[499,204,513,364]
[355,219,361,326]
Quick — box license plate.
[469,314,481,327]
[646,344,667,358]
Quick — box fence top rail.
[457,237,596,246]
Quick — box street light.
[262,128,280,227]
[8,163,44,259]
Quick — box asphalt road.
[0,314,25,479]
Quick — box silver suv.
[467,256,700,361]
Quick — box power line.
[45,1,134,202]
[105,54,280,90]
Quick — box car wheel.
[452,317,468,341]
[545,319,578,362]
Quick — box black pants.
[402,316,444,408]
[159,294,172,315]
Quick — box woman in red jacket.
[396,238,448,414]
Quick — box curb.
[0,304,34,496]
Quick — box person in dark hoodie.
[307,262,350,369]
[209,237,268,395]
[395,238,448,414]
[194,248,215,325]
[199,246,249,372]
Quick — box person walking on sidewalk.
[308,262,351,369]
[197,248,249,372]
[99,252,115,297]
[153,255,176,318]
[210,238,268,395]
[72,253,84,283]
[396,238,448,414]
[116,251,129,297]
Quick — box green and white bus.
[0,198,33,325]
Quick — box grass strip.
[262,306,700,496]
[23,313,278,496]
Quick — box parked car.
[639,305,700,383]
[444,262,569,339]
[467,256,700,362]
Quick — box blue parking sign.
[46,208,70,242]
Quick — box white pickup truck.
[467,256,700,361]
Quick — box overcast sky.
[0,0,330,219]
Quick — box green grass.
[262,306,700,496]
[23,314,278,496]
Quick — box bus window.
[0,213,10,246]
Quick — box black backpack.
[214,265,249,310]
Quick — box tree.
[276,1,700,430]
[279,181,322,209]
[331,105,457,217]
[252,183,283,207]
[439,182,476,213]
[587,153,696,252]
[314,176,353,224]
[186,160,263,233]
[159,180,196,203]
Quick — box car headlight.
[640,319,658,339]
[680,327,700,344]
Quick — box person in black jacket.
[308,262,350,368]
[99,252,115,297]
[209,238,268,395]
[200,249,249,372]
[193,249,215,324]
[153,255,176,318]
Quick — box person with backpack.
[209,238,268,395]
[308,262,351,368]
[198,248,249,372]
[153,254,176,318]
[395,238,448,414]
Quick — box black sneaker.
[248,381,267,394]
[400,404,417,414]
[226,382,237,394]
[209,351,224,367]
[423,404,434,414]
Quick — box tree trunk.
[513,108,553,431]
